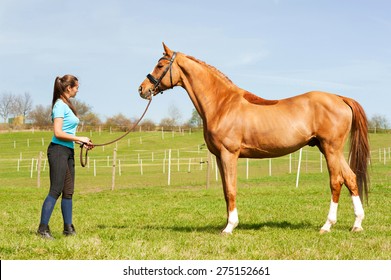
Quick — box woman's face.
[67,82,79,98]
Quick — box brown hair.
[52,75,78,115]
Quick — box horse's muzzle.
[138,86,152,100]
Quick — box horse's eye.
[157,64,164,69]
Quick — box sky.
[1,0,390,124]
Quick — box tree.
[0,92,14,123]
[29,105,52,128]
[369,114,389,132]
[82,112,102,126]
[72,99,95,131]
[159,117,176,129]
[12,92,33,123]
[168,104,182,126]
[187,108,202,127]
[158,104,183,129]
[140,119,156,131]
[72,99,91,119]
[104,113,132,131]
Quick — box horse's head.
[138,43,180,100]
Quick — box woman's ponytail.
[51,75,78,116]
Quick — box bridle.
[146,52,177,96]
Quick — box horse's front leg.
[215,150,239,234]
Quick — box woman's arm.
[53,117,92,145]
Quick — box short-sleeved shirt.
[51,99,80,149]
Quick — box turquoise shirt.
[51,99,80,149]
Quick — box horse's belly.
[239,138,307,158]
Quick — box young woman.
[37,75,93,239]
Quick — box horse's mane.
[185,55,235,87]
[184,54,278,106]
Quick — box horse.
[138,43,370,234]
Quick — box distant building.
[8,115,24,126]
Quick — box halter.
[146,52,177,95]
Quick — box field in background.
[0,129,390,259]
[2,129,391,189]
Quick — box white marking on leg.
[222,208,239,234]
[320,199,338,232]
[351,195,364,231]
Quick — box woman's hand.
[78,137,94,150]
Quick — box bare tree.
[168,104,182,126]
[83,112,102,126]
[140,119,156,131]
[12,92,33,123]
[29,105,52,128]
[72,99,91,119]
[369,114,389,132]
[104,113,132,131]
[0,92,14,123]
[159,117,176,129]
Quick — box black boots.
[37,224,76,238]
[63,224,76,236]
[37,224,54,240]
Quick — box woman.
[37,75,93,239]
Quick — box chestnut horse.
[138,43,370,234]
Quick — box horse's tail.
[341,96,370,203]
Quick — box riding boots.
[63,224,76,236]
[37,224,54,240]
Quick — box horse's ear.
[162,42,173,57]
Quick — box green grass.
[1,130,391,259]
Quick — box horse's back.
[236,91,353,155]
[242,90,347,110]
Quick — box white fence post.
[30,158,34,178]
[111,148,117,191]
[206,151,211,189]
[296,148,303,188]
[168,149,171,185]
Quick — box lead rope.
[79,98,152,167]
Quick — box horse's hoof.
[220,230,233,236]
[351,226,363,232]
[319,229,330,234]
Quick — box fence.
[3,146,390,190]
[1,130,390,190]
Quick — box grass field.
[0,129,390,260]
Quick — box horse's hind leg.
[350,195,365,232]
[320,146,346,233]
[321,150,364,233]
[320,164,343,233]
[340,161,365,232]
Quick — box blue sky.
[1,0,390,124]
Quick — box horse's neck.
[178,57,237,121]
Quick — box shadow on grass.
[97,224,129,229]
[239,220,314,230]
[139,220,315,233]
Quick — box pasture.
[0,129,390,260]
